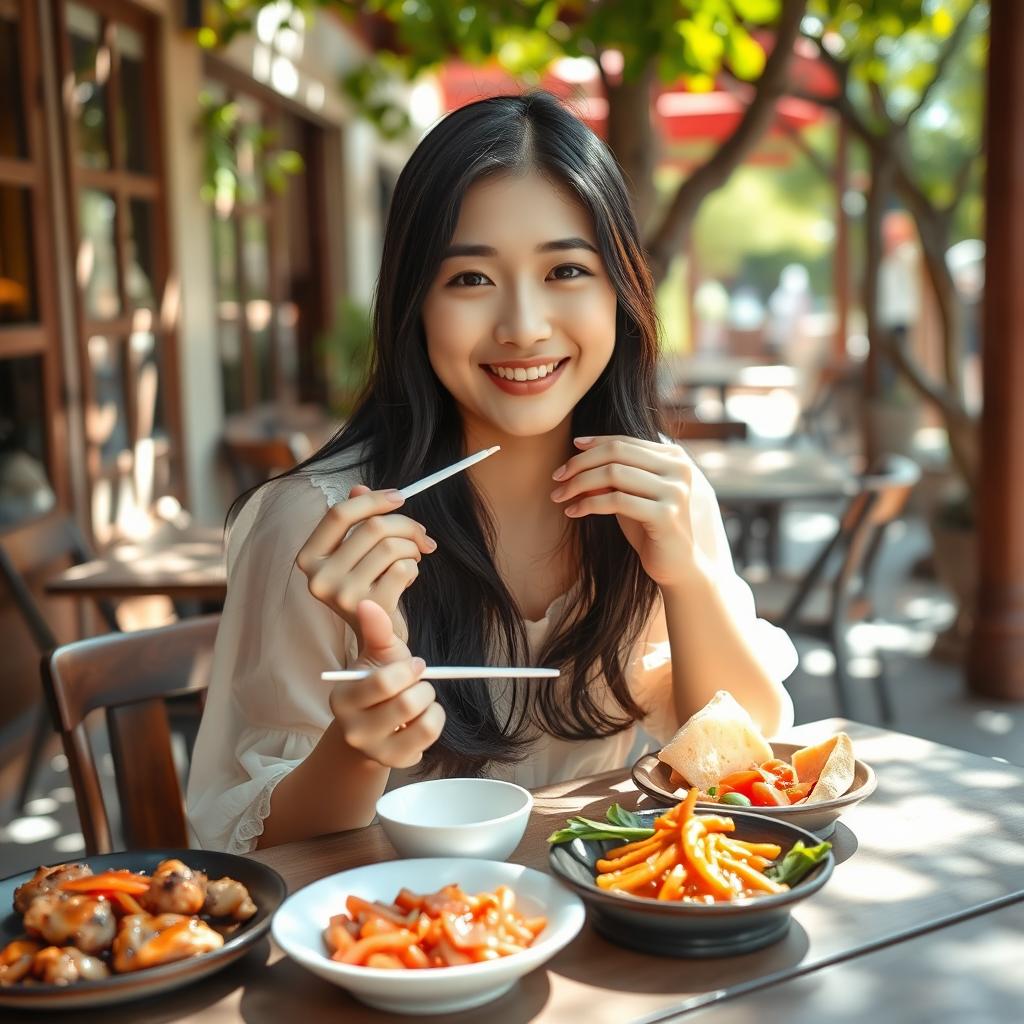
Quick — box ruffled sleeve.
[186,467,360,853]
[624,453,797,743]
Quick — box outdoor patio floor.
[1,505,1021,880]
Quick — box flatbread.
[797,732,855,804]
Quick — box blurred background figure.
[877,211,922,396]
[767,263,812,361]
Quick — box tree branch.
[644,0,808,280]
[778,120,835,181]
[900,11,974,127]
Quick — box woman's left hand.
[550,435,705,591]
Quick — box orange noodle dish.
[0,861,256,987]
[323,884,547,969]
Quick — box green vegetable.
[706,786,718,798]
[547,804,656,845]
[720,792,752,807]
[765,840,832,886]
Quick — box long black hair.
[261,92,663,775]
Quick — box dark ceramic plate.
[632,741,876,838]
[0,849,286,1010]
[549,808,833,958]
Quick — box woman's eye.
[448,271,492,287]
[548,264,591,281]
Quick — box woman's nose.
[494,281,553,347]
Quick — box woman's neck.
[463,420,574,523]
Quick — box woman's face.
[421,170,618,441]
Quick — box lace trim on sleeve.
[224,767,293,856]
[309,469,348,509]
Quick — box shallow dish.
[271,857,584,1015]
[632,741,876,837]
[549,808,833,958]
[0,849,286,1011]
[375,778,533,860]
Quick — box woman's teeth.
[487,360,561,381]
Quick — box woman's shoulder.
[226,445,369,567]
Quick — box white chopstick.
[398,446,500,499]
[322,667,559,681]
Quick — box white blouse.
[186,449,797,854]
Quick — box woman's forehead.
[451,170,596,248]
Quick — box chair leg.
[872,652,894,724]
[829,629,854,719]
[14,705,54,815]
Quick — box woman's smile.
[482,356,571,394]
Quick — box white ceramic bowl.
[375,778,533,860]
[271,858,585,1015]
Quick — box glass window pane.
[0,355,56,526]
[129,329,165,440]
[86,334,128,464]
[126,198,156,308]
[212,216,237,300]
[235,95,264,205]
[117,24,150,173]
[218,316,244,415]
[66,2,111,171]
[0,4,28,160]
[241,216,272,401]
[79,189,120,318]
[0,185,38,325]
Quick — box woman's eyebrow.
[442,237,598,259]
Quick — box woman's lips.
[482,358,569,396]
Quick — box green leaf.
[765,840,832,885]
[678,20,726,72]
[732,0,781,22]
[726,25,766,79]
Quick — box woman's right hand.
[328,600,446,770]
[296,483,437,635]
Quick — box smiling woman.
[186,93,796,855]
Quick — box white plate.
[271,858,585,1015]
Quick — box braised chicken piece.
[23,892,116,956]
[203,877,257,922]
[140,859,208,916]
[13,864,93,915]
[30,945,110,985]
[0,939,43,985]
[112,914,223,973]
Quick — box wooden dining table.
[43,523,227,603]
[17,718,1021,1024]
[660,356,801,408]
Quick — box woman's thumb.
[355,599,398,655]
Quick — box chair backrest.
[780,455,921,627]
[222,434,310,492]
[40,615,218,854]
[662,410,749,442]
[0,512,117,650]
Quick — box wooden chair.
[40,615,218,854]
[751,455,921,721]
[0,512,120,812]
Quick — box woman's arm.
[660,564,793,736]
[256,721,389,848]
[551,435,795,737]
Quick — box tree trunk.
[644,0,808,282]
[604,64,656,231]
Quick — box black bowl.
[0,849,286,1010]
[548,809,833,958]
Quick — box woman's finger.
[373,703,447,769]
[552,463,678,505]
[338,514,436,572]
[554,437,682,483]
[296,488,406,573]
[562,489,676,530]
[331,650,423,712]
[369,558,421,613]
[345,680,438,749]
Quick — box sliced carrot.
[339,929,418,966]
[59,870,151,895]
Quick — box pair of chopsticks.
[323,444,558,683]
